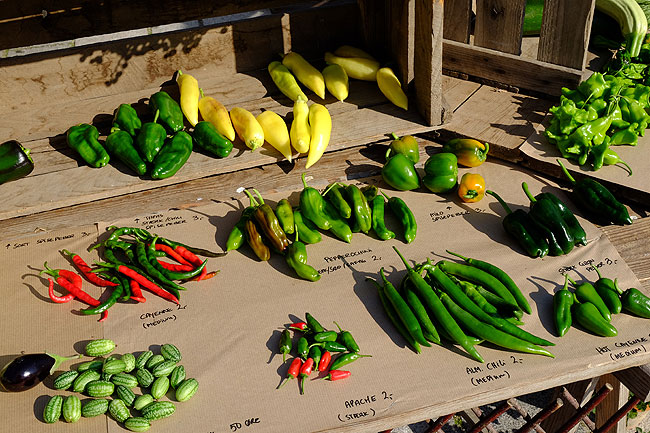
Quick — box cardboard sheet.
[1,160,649,433]
[519,117,650,195]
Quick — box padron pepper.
[422,152,457,193]
[275,199,294,235]
[382,152,420,191]
[442,138,489,167]
[150,91,184,133]
[323,182,352,219]
[568,276,611,321]
[112,103,142,137]
[251,189,289,253]
[66,123,110,168]
[381,191,416,244]
[553,274,574,337]
[345,184,372,233]
[458,173,486,203]
[136,111,167,163]
[191,121,233,158]
[593,267,622,315]
[571,297,618,337]
[387,133,419,164]
[557,159,632,225]
[105,128,147,176]
[0,140,34,185]
[486,190,549,258]
[150,131,193,179]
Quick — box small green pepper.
[593,267,622,315]
[305,313,325,333]
[345,184,372,233]
[285,237,320,282]
[191,121,233,158]
[312,331,337,342]
[293,209,321,244]
[279,329,291,363]
[323,201,353,243]
[571,298,618,337]
[369,195,395,240]
[150,91,184,133]
[333,321,360,352]
[422,152,458,193]
[0,140,34,185]
[151,131,193,179]
[619,287,650,318]
[226,193,258,252]
[553,275,573,337]
[382,153,420,191]
[323,183,352,219]
[381,191,416,244]
[105,129,147,176]
[387,132,419,163]
[252,189,289,253]
[66,123,110,168]
[308,346,321,369]
[136,111,168,163]
[328,352,372,371]
[113,103,142,137]
[275,199,294,235]
[296,336,309,359]
[568,276,611,322]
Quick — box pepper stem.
[199,88,205,98]
[565,275,578,289]
[389,132,399,140]
[242,189,259,207]
[153,109,160,124]
[521,182,536,203]
[333,321,344,333]
[60,249,75,258]
[593,266,603,280]
[301,173,308,189]
[276,376,292,389]
[392,246,414,272]
[561,274,570,291]
[39,262,59,279]
[380,190,391,200]
[463,190,478,199]
[46,353,83,375]
[366,277,383,291]
[446,250,470,262]
[556,159,577,185]
[252,188,265,204]
[485,190,513,214]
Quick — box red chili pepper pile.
[40,226,222,321]
[275,312,370,394]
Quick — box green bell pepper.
[382,153,420,191]
[66,123,110,168]
[422,152,457,193]
[387,132,419,163]
[150,131,193,179]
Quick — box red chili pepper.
[157,259,194,272]
[299,357,314,395]
[190,270,219,282]
[41,262,100,307]
[277,357,302,389]
[289,322,308,331]
[175,246,207,280]
[99,310,108,322]
[318,350,331,372]
[61,249,118,287]
[114,265,179,304]
[47,278,75,303]
[129,280,146,303]
[324,370,351,381]
[155,243,192,265]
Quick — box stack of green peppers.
[553,268,650,338]
[381,133,420,191]
[544,70,648,172]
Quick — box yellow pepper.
[305,103,332,169]
[290,96,310,154]
[176,70,200,126]
[268,61,307,102]
[198,89,235,141]
[322,64,349,102]
[442,138,489,167]
[256,110,292,162]
[334,45,376,61]
[282,52,325,99]
[230,107,264,151]
[376,67,408,110]
[324,52,379,81]
[458,173,486,203]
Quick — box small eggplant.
[0,352,81,392]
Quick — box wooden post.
[414,0,444,126]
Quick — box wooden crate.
[0,0,444,221]
[442,0,596,96]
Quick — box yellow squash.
[376,67,408,110]
[290,97,311,154]
[256,110,292,162]
[230,107,264,151]
[268,61,307,102]
[198,89,236,141]
[334,45,376,61]
[305,103,332,169]
[176,70,200,126]
[322,64,349,102]
[282,52,326,99]
[324,52,379,81]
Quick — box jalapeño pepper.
[305,313,325,334]
[150,91,184,133]
[279,329,291,363]
[136,110,167,163]
[191,121,233,158]
[151,131,193,179]
[252,190,289,253]
[323,182,352,219]
[0,140,34,185]
[296,337,309,359]
[553,274,573,337]
[593,267,622,315]
[312,331,337,342]
[346,184,372,233]
[105,128,147,176]
[112,103,142,137]
[66,123,110,168]
[333,321,360,352]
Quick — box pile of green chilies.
[370,247,554,363]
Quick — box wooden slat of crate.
[443,0,471,43]
[474,0,525,55]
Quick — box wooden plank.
[474,0,525,55]
[537,0,594,70]
[443,0,472,43]
[443,39,584,96]
[414,0,444,126]
[613,364,650,401]
[595,374,628,433]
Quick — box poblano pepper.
[557,159,632,225]
[422,152,458,193]
[0,140,34,185]
[191,121,233,158]
[486,190,549,258]
[535,191,587,247]
[112,103,142,137]
[150,131,193,179]
[105,128,147,176]
[66,123,110,168]
[150,91,184,133]
[136,110,167,163]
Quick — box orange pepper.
[458,173,486,203]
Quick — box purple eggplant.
[0,352,81,392]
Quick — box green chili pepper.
[150,91,184,133]
[553,274,573,337]
[370,278,421,353]
[116,273,132,302]
[568,276,611,321]
[602,148,633,176]
[446,251,531,314]
[346,184,372,233]
[105,129,147,176]
[323,183,352,219]
[387,132,419,163]
[244,218,270,261]
[440,292,554,358]
[571,298,618,337]
[299,173,331,230]
[486,190,550,258]
[0,140,34,185]
[297,337,309,359]
[305,313,325,333]
[308,346,321,368]
[285,237,320,282]
[451,276,499,316]
[618,287,650,319]
[382,152,420,191]
[422,152,458,193]
[333,321,361,352]
[323,201,353,243]
[275,199,294,235]
[66,123,110,168]
[226,206,256,252]
[252,190,289,253]
[369,195,395,240]
[147,237,206,280]
[381,191,416,244]
[593,267,622,315]
[134,241,186,292]
[151,131,193,179]
[81,278,124,316]
[279,329,291,363]
[361,185,378,201]
[113,103,142,137]
[329,352,372,371]
[536,191,588,246]
[293,209,321,244]
[136,111,167,163]
[401,279,441,344]
[315,341,347,352]
[473,284,523,320]
[557,159,632,226]
[191,121,233,158]
[392,247,483,362]
[312,331,337,342]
